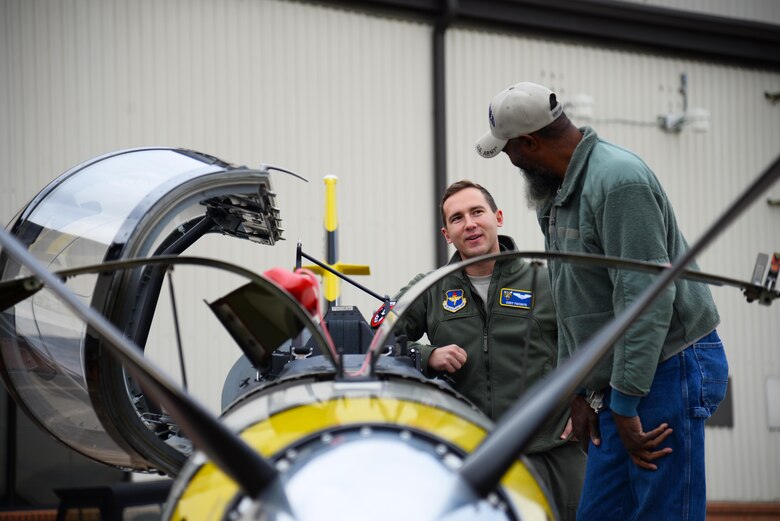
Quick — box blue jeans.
[577,330,728,521]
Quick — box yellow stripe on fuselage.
[171,397,552,520]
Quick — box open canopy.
[0,147,284,473]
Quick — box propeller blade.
[366,249,779,376]
[0,231,286,501]
[458,153,780,496]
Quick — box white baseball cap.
[474,82,563,158]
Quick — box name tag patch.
[500,288,532,309]
[443,289,467,313]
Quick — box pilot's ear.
[496,209,504,227]
[441,226,452,244]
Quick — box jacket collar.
[554,126,599,206]
[447,234,518,265]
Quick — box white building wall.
[446,27,780,501]
[1,0,779,504]
[0,0,434,411]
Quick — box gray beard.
[521,168,560,209]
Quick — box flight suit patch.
[500,288,532,309]
[442,289,467,312]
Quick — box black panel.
[313,0,780,69]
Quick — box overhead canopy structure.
[0,147,284,474]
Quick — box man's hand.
[428,345,467,373]
[568,395,600,452]
[559,417,573,439]
[612,412,673,470]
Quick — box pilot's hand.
[612,412,673,471]
[428,345,467,373]
[569,395,600,452]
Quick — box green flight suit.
[397,235,585,521]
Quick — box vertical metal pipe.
[433,1,457,266]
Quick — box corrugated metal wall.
[446,27,780,501]
[0,0,434,410]
[1,0,779,504]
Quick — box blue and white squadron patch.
[442,289,467,313]
[500,288,533,309]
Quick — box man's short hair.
[440,180,499,226]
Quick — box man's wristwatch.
[586,390,605,413]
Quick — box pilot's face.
[441,188,503,260]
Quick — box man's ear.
[519,135,539,152]
[441,227,452,244]
[495,209,504,228]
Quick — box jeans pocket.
[687,331,729,418]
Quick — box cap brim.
[474,131,507,159]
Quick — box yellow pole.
[302,176,370,309]
[323,175,340,305]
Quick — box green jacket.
[397,236,568,454]
[537,126,720,409]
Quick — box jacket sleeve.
[394,273,439,376]
[596,179,676,413]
